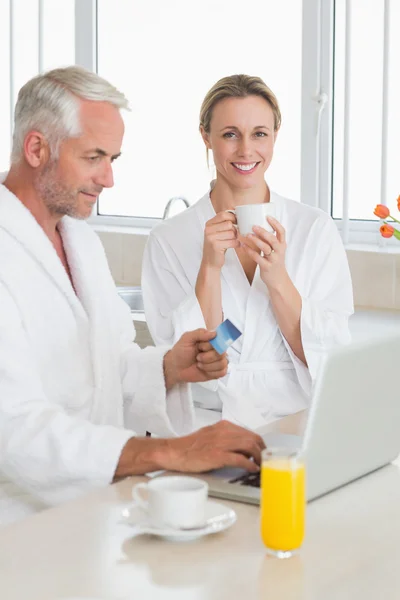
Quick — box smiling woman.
[142,73,354,431]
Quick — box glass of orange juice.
[260,447,305,558]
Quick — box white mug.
[227,202,276,235]
[132,475,208,528]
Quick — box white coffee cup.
[227,202,276,235]
[132,475,208,529]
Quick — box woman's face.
[201,95,277,191]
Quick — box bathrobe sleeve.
[282,215,354,393]
[0,284,134,507]
[114,293,196,437]
[142,232,218,393]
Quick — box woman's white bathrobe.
[0,180,194,526]
[142,188,354,430]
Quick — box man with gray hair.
[0,66,264,525]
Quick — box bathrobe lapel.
[0,184,87,324]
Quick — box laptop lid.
[204,334,400,504]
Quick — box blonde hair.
[199,74,281,134]
[11,65,129,164]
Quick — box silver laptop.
[200,334,400,504]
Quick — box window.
[0,0,75,171]
[3,1,397,245]
[332,0,400,225]
[96,0,304,220]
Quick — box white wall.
[96,230,400,310]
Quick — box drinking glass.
[260,447,305,558]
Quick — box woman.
[142,74,354,430]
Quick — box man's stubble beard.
[34,160,86,220]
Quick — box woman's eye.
[223,132,237,139]
[255,131,267,138]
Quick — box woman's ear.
[200,125,212,150]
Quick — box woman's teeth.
[232,162,257,171]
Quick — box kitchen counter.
[2,410,400,600]
[349,307,400,341]
[132,307,400,348]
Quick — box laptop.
[200,334,400,504]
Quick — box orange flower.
[397,195,400,212]
[380,224,394,238]
[374,204,390,219]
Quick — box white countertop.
[133,307,400,340]
[349,307,400,341]
[1,412,400,600]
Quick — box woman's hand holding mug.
[242,216,288,289]
[202,212,240,269]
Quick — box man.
[0,66,264,525]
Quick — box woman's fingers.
[208,212,237,226]
[241,244,265,265]
[250,227,279,252]
[267,216,286,243]
[209,230,237,242]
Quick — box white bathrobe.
[142,187,354,430]
[0,179,194,526]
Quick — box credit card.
[209,319,242,354]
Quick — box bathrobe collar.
[0,173,87,321]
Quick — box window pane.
[332,0,399,221]
[0,1,11,170]
[0,0,75,172]
[12,0,40,106]
[41,0,75,72]
[97,0,303,218]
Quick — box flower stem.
[387,214,400,225]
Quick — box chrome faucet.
[162,196,190,219]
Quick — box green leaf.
[393,229,400,241]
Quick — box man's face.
[34,100,124,220]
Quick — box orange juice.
[260,458,305,553]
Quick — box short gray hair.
[11,65,130,164]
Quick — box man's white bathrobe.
[142,187,354,430]
[0,180,194,526]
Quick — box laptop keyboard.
[229,471,261,488]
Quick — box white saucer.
[121,500,237,541]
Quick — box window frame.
[77,0,387,245]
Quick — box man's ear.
[200,125,212,150]
[23,131,50,168]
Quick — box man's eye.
[87,156,100,162]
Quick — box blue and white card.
[209,319,242,354]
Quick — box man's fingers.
[241,439,263,465]
[198,368,228,381]
[216,421,266,455]
[223,452,260,473]
[197,349,226,364]
[197,341,215,352]
[185,328,216,344]
[224,437,263,465]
